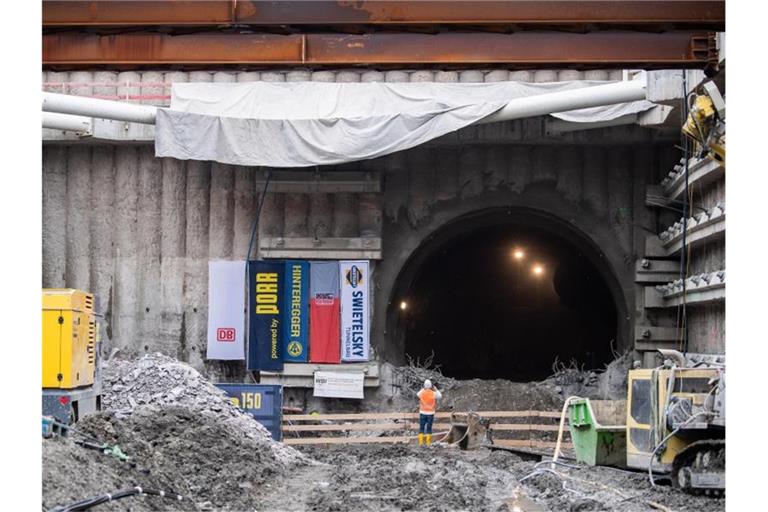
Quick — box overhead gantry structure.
[43,1,724,70]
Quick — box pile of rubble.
[540,352,633,400]
[43,353,309,511]
[391,364,458,395]
[100,352,304,465]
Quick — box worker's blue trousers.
[419,413,434,434]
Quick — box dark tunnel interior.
[399,223,618,381]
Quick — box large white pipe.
[545,113,638,134]
[42,112,92,133]
[41,78,647,132]
[477,79,647,125]
[42,92,157,125]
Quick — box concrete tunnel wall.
[42,140,679,376]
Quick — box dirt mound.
[42,437,181,512]
[378,362,565,415]
[76,406,298,510]
[42,354,309,511]
[539,352,633,401]
[381,353,632,417]
[101,352,304,465]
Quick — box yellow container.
[42,289,97,389]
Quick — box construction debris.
[42,354,309,511]
[42,353,724,512]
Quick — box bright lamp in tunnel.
[532,264,544,276]
[399,301,408,311]
[512,248,525,260]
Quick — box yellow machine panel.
[626,367,721,471]
[42,289,97,389]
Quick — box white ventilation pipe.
[41,77,647,132]
[42,112,93,133]
[545,113,638,134]
[476,79,647,125]
[42,92,157,125]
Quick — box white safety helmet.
[424,379,432,389]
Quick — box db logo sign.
[217,328,236,342]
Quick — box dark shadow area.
[400,224,617,381]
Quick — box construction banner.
[340,261,370,362]
[247,261,284,371]
[282,260,309,362]
[309,261,340,363]
[313,371,365,399]
[206,261,247,360]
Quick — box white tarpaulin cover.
[155,81,654,168]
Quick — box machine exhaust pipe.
[658,349,687,368]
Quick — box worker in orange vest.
[417,379,442,447]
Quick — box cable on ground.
[49,486,183,512]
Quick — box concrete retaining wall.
[42,140,675,373]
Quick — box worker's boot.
[418,433,424,447]
[426,434,432,447]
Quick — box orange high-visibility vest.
[418,389,437,414]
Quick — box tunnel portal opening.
[394,212,620,381]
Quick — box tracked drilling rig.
[682,80,725,165]
[569,350,725,495]
[627,350,725,494]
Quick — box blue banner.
[282,260,309,362]
[247,261,284,371]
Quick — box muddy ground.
[291,444,724,512]
[42,354,724,511]
[44,439,725,512]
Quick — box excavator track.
[671,440,725,496]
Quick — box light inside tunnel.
[400,223,618,381]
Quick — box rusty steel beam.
[43,31,716,68]
[43,1,725,29]
[43,1,236,26]
[43,32,305,65]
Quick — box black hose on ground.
[49,487,183,512]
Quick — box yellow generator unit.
[42,289,97,389]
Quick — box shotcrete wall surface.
[41,65,688,375]
[42,138,678,375]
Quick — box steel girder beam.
[43,1,725,29]
[43,31,716,68]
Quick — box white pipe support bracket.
[42,92,158,125]
[477,79,647,125]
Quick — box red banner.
[309,262,340,363]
